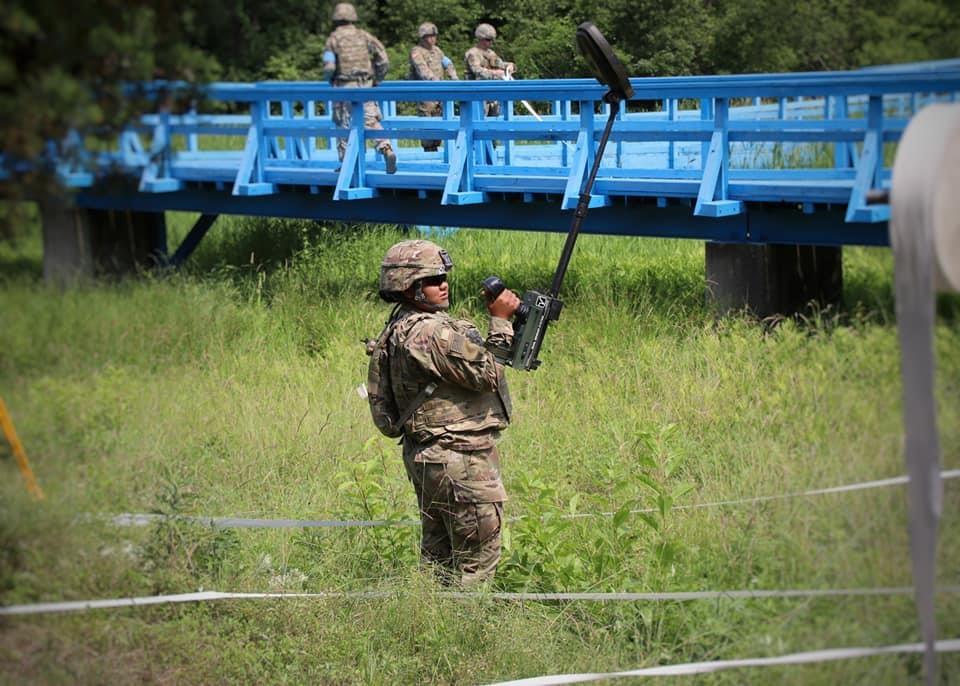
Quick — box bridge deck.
[6,60,960,247]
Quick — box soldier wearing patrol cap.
[407,22,459,152]
[323,3,397,173]
[366,240,520,586]
[464,23,516,117]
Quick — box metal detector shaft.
[520,101,622,368]
[548,102,620,298]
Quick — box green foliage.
[0,1,221,239]
[497,423,695,592]
[571,0,716,76]
[261,35,329,82]
[710,0,854,73]
[498,472,588,590]
[0,511,24,597]
[857,0,960,65]
[303,436,419,580]
[139,470,242,592]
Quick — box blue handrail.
[3,59,959,246]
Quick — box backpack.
[365,323,403,438]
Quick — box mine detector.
[481,22,635,370]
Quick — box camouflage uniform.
[323,8,396,170]
[408,23,458,151]
[370,240,514,586]
[464,46,511,81]
[465,24,513,117]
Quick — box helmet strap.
[387,302,403,323]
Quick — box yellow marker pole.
[0,396,44,500]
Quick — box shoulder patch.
[444,327,487,361]
[449,332,470,357]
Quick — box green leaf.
[657,494,671,519]
[671,482,695,501]
[612,502,633,529]
[635,473,663,495]
[637,512,660,533]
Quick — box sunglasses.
[420,274,448,287]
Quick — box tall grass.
[1,213,958,684]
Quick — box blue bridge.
[7,59,960,310]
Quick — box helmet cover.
[379,239,453,301]
[475,23,497,40]
[332,3,358,22]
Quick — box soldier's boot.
[379,143,397,174]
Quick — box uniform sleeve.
[322,35,337,81]
[442,51,459,80]
[486,316,514,352]
[408,318,505,392]
[466,48,494,80]
[470,48,506,80]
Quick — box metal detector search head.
[576,22,634,103]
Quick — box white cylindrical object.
[888,101,960,686]
[892,103,960,293]
[932,113,960,292]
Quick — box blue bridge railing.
[6,59,960,247]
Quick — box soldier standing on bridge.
[323,2,397,173]
[407,22,458,152]
[365,240,520,586]
[464,23,516,117]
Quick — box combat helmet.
[475,23,497,40]
[331,3,358,23]
[418,22,438,39]
[379,240,453,302]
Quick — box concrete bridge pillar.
[705,243,843,318]
[39,197,166,284]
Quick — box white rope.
[101,469,960,530]
[104,513,419,528]
[6,588,959,681]
[598,467,960,519]
[4,585,959,616]
[478,639,960,685]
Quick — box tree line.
[1,0,957,234]
[178,0,960,82]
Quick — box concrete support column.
[39,199,167,284]
[705,243,843,318]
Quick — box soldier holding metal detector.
[365,240,520,587]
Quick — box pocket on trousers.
[452,478,507,504]
[453,501,503,546]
